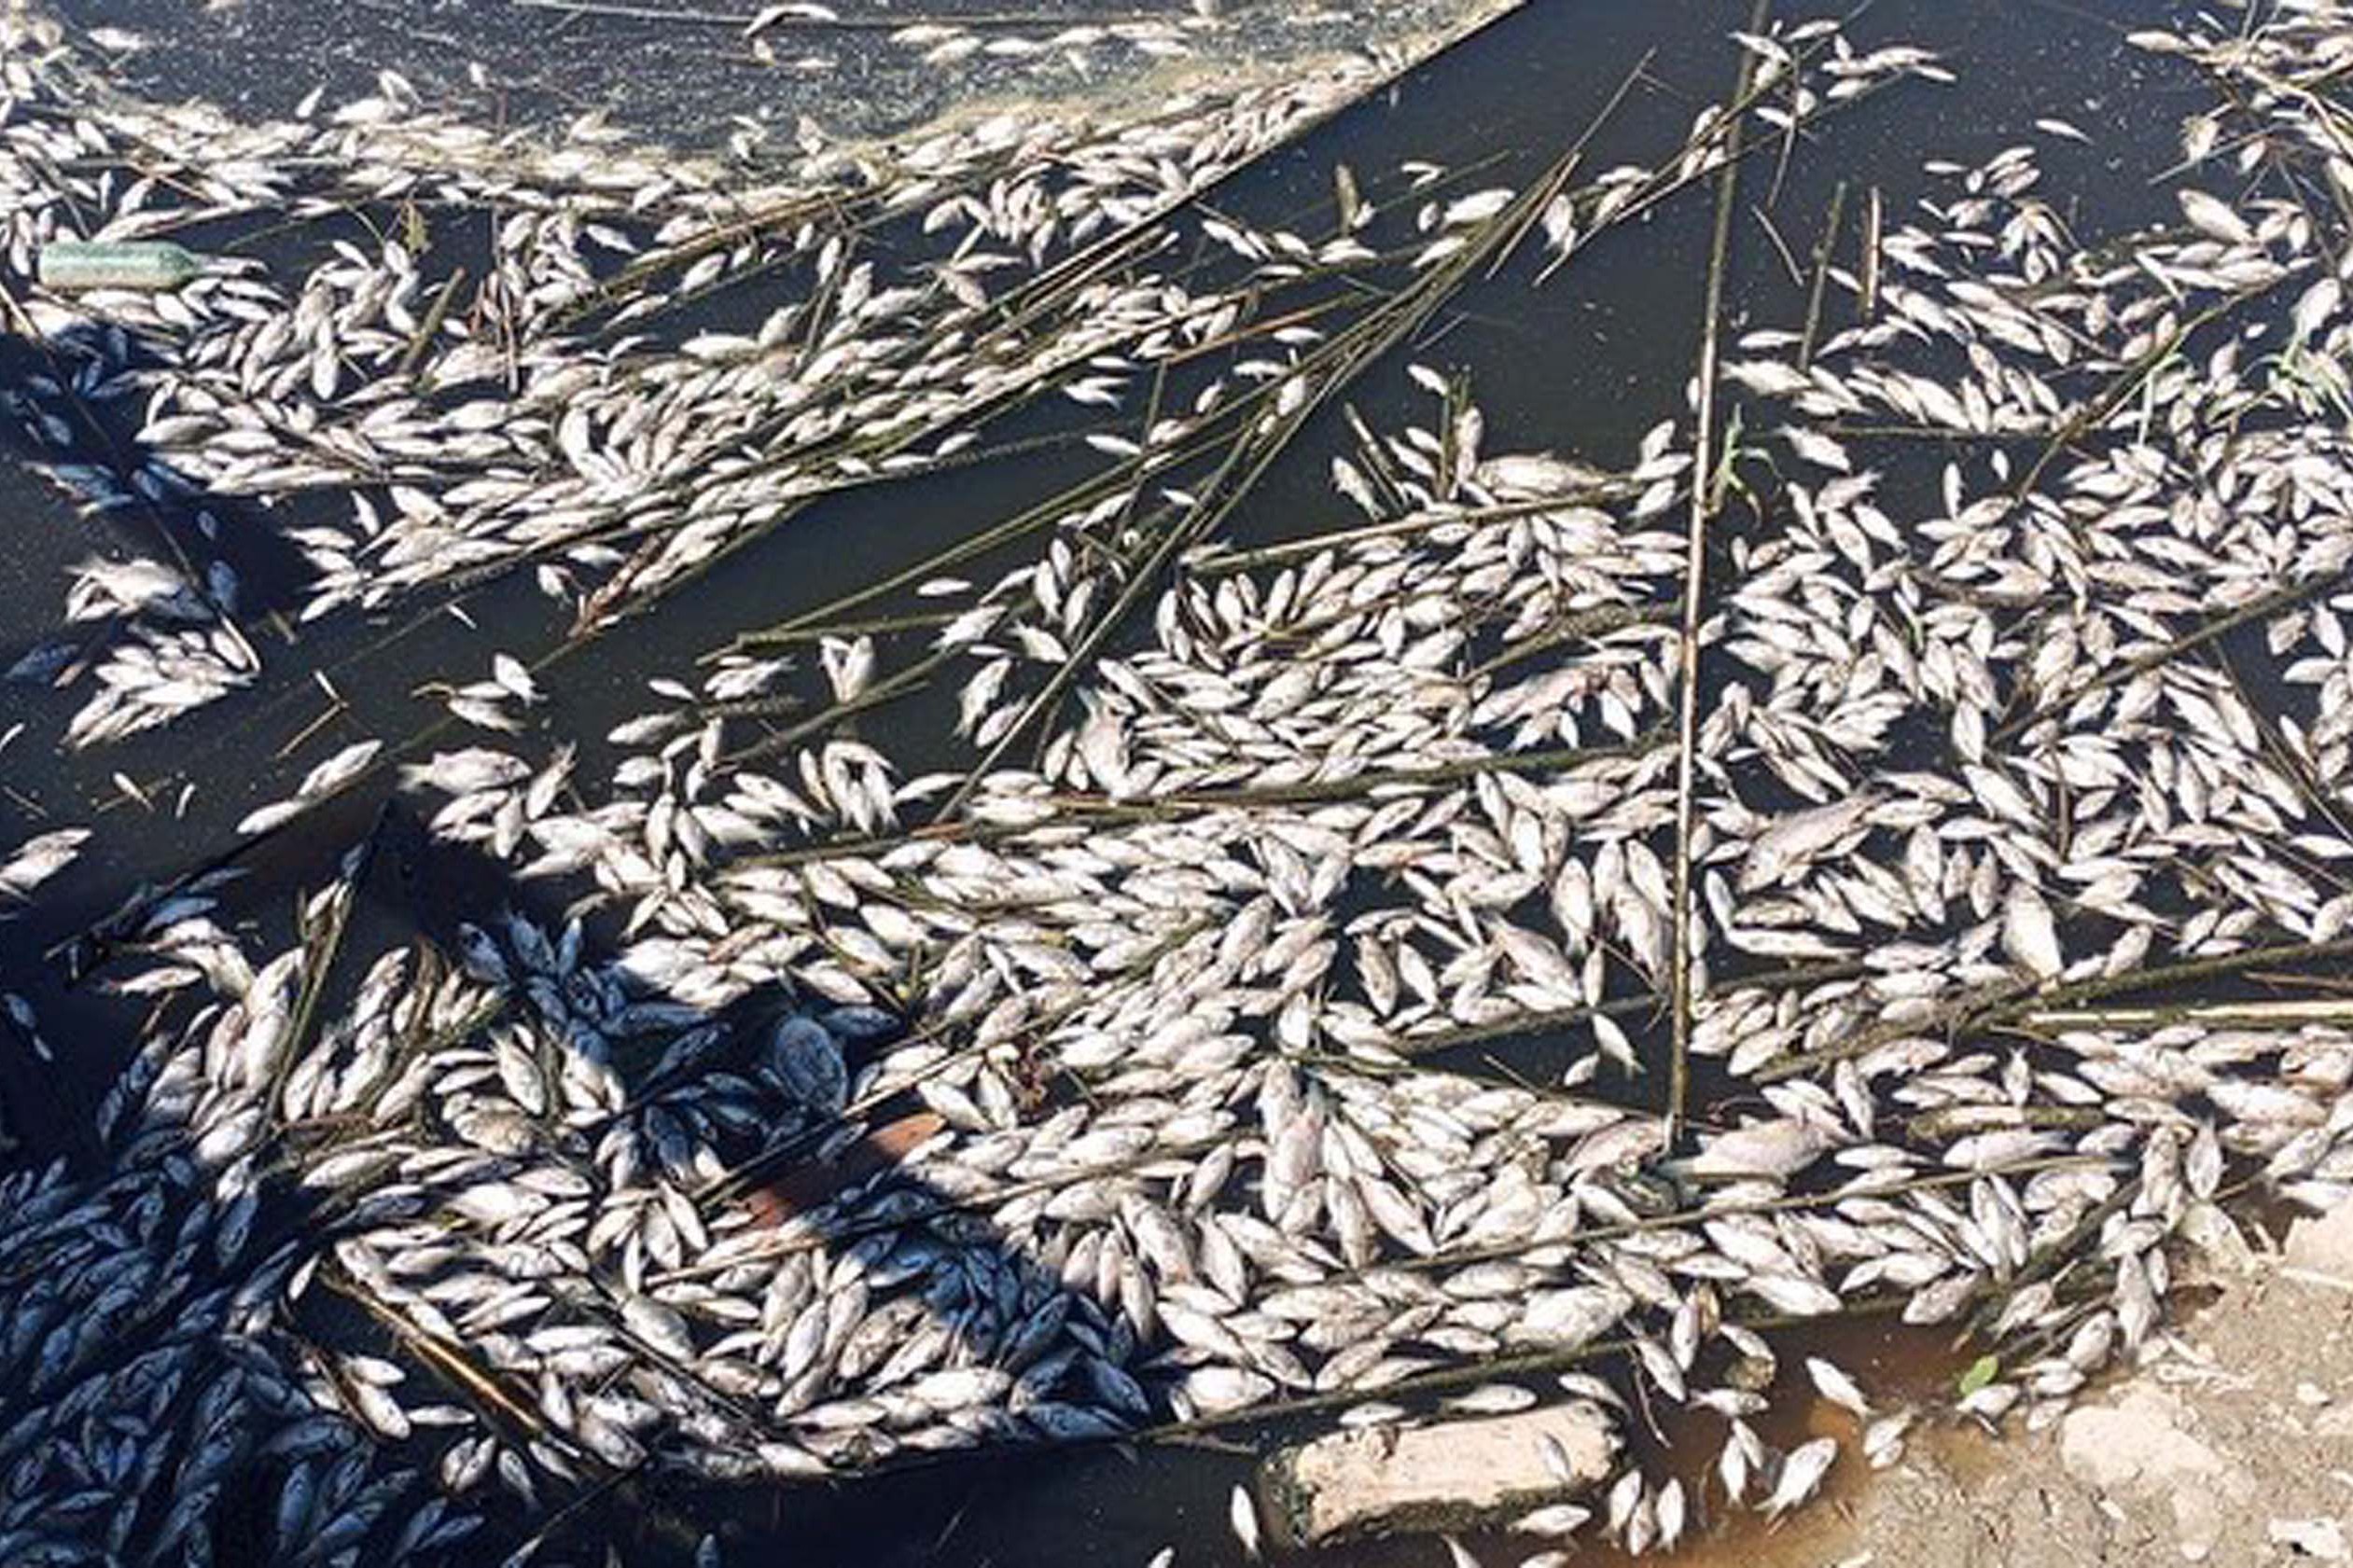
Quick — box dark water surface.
[0,0,2212,1563]
[55,0,1500,145]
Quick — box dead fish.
[1762,1436,1838,1518]
[1230,1484,1262,1559]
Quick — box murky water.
[58,0,1509,145]
[0,0,2239,1563]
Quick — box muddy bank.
[1731,1205,2353,1568]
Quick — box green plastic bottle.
[37,240,206,292]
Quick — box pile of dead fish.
[7,2,2353,1566]
[0,0,1399,749]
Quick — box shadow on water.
[254,795,1205,1567]
[0,317,320,679]
[5,762,1162,1565]
[0,310,339,1159]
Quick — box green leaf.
[1956,1353,1998,1396]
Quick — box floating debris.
[35,238,206,291]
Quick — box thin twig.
[1797,179,1846,370]
[1667,0,1768,1153]
[1992,562,2351,743]
[509,0,1163,27]
[738,727,1668,871]
[934,126,1620,820]
[1187,488,1643,577]
[2026,996,2353,1029]
[1760,932,2353,1082]
[2010,270,2297,506]
[397,266,467,382]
